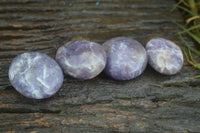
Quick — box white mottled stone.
[9,52,64,99]
[103,37,148,80]
[146,38,184,75]
[56,39,106,80]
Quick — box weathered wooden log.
[1,0,200,132]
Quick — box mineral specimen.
[9,52,64,99]
[103,37,148,80]
[56,39,106,80]
[145,38,184,75]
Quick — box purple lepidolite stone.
[145,38,184,75]
[103,37,148,80]
[8,52,64,99]
[55,39,106,80]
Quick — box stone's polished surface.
[103,37,148,80]
[9,52,64,99]
[56,39,106,80]
[146,38,184,75]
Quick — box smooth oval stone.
[146,38,184,75]
[56,39,106,80]
[103,37,148,80]
[8,52,64,99]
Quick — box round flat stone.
[56,39,106,80]
[9,52,64,99]
[103,37,148,80]
[146,38,184,75]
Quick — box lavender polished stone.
[146,38,184,75]
[9,52,64,99]
[103,37,148,80]
[56,39,106,80]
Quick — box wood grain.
[1,0,200,132]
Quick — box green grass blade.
[179,34,200,56]
[192,75,200,79]
[188,48,196,64]
[176,5,197,16]
[171,0,185,12]
[182,49,195,66]
[176,23,200,44]
[187,75,200,79]
[188,0,198,15]
[178,24,200,34]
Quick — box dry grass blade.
[174,0,200,78]
[186,15,200,24]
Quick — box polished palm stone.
[9,52,64,99]
[56,39,106,80]
[146,38,184,75]
[103,37,148,80]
